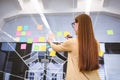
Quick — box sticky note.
[64,31,70,37]
[34,45,39,50]
[50,50,56,56]
[47,43,51,48]
[39,37,45,42]
[49,33,55,39]
[40,45,46,51]
[57,32,62,37]
[20,37,26,42]
[21,31,26,36]
[107,30,114,35]
[21,44,27,49]
[17,26,22,31]
[26,31,32,36]
[27,38,33,43]
[16,31,21,36]
[23,26,29,31]
[37,25,43,30]
[99,50,104,57]
[33,37,39,42]
[15,37,20,42]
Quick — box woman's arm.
[49,39,72,52]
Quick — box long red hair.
[75,14,99,71]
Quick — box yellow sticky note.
[17,26,22,31]
[99,50,104,57]
[64,31,70,37]
[37,25,43,30]
[50,50,56,56]
[40,45,46,51]
[39,37,45,42]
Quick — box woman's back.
[65,38,100,80]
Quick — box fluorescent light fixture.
[31,0,52,33]
[85,0,92,15]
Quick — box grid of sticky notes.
[32,43,46,51]
[15,25,71,43]
[15,25,46,43]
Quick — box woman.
[47,14,100,80]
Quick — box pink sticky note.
[33,37,39,42]
[21,44,27,49]
[26,31,32,36]
[16,31,21,36]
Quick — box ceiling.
[0,0,120,27]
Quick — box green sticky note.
[34,45,39,50]
[107,30,114,35]
[21,31,26,35]
[57,32,62,37]
[27,38,33,43]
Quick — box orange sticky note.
[39,37,45,42]
[50,50,56,56]
[40,45,46,51]
[15,37,20,42]
[64,31,70,37]
[37,25,43,30]
[17,26,22,31]
[49,33,55,39]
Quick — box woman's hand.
[65,34,73,40]
[47,36,53,44]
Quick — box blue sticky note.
[20,37,26,42]
[23,26,29,31]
